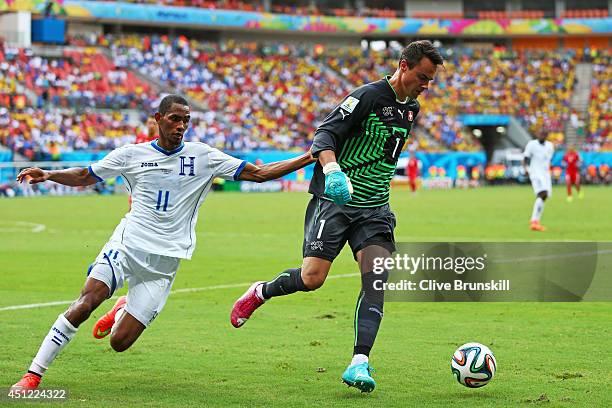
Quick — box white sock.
[255,283,265,301]
[350,354,369,366]
[111,307,126,335]
[29,313,78,376]
[531,197,544,222]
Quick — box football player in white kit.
[12,95,315,389]
[523,133,554,231]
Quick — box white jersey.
[523,140,554,178]
[89,140,246,259]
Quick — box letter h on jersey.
[179,156,196,176]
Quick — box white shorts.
[87,241,180,327]
[530,174,552,196]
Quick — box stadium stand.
[0,42,156,110]
[561,9,609,18]
[0,108,140,160]
[320,46,580,150]
[1,32,610,157]
[585,52,611,151]
[110,35,348,150]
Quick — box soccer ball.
[451,342,497,388]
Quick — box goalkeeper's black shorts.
[301,195,396,262]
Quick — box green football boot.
[341,362,376,393]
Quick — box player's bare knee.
[109,333,133,352]
[90,279,112,300]
[301,267,327,290]
[301,259,330,290]
[110,338,130,353]
[302,272,326,290]
[110,340,131,353]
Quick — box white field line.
[0,273,360,312]
[4,224,597,243]
[0,221,46,233]
[3,248,610,312]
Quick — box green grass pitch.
[1,186,611,407]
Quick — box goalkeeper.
[231,41,444,392]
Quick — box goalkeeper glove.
[323,162,353,206]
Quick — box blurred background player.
[600,163,611,184]
[523,133,554,231]
[230,40,444,393]
[562,147,583,202]
[406,149,421,195]
[135,117,159,144]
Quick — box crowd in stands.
[0,107,140,160]
[0,35,610,159]
[0,40,162,159]
[110,35,347,150]
[1,45,31,110]
[0,42,156,110]
[321,46,582,150]
[585,53,611,151]
[0,103,262,160]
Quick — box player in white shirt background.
[12,94,315,390]
[522,133,554,232]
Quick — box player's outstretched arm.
[237,151,315,183]
[16,167,99,187]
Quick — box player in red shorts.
[406,150,421,195]
[562,147,582,202]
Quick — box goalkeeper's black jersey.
[309,76,420,208]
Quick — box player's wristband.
[323,162,342,175]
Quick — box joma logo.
[141,162,159,167]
